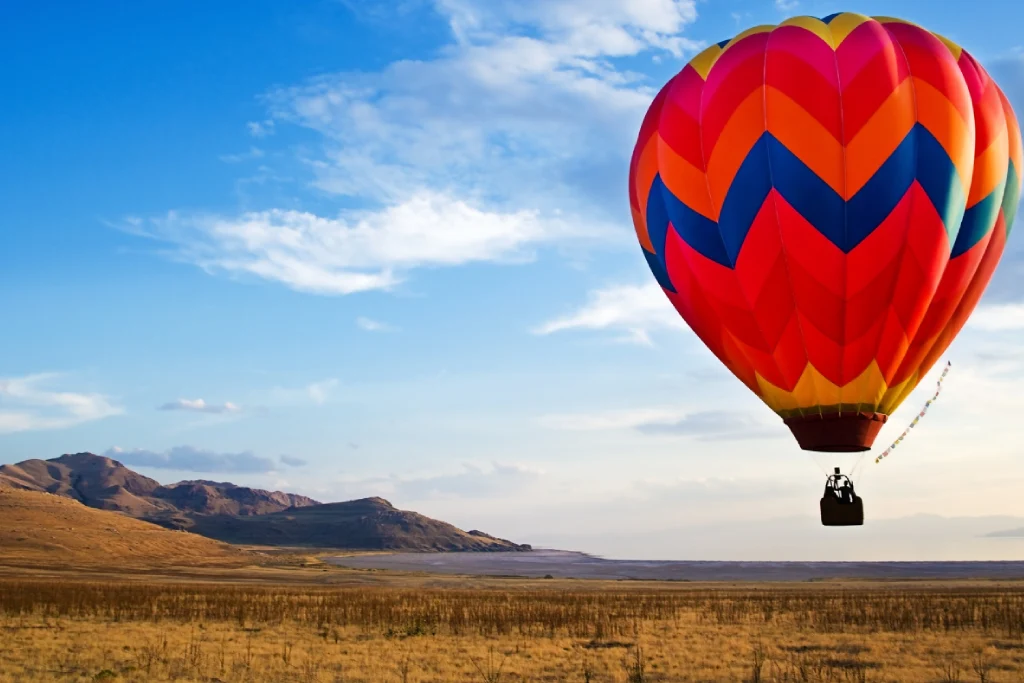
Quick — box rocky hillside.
[183,496,532,551]
[0,453,530,552]
[0,453,319,516]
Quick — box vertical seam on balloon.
[832,19,851,420]
[846,19,886,474]
[885,31,990,413]
[890,62,1009,410]
[689,31,801,418]
[685,46,782,411]
[760,26,817,420]
[873,23,923,416]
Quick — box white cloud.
[105,445,278,474]
[159,398,242,414]
[397,462,544,499]
[539,406,780,440]
[324,461,546,501]
[132,193,598,295]
[280,454,308,467]
[129,1,701,296]
[218,147,265,163]
[540,405,689,431]
[532,281,686,344]
[246,120,274,137]
[436,0,700,58]
[967,302,1024,331]
[265,378,340,407]
[305,379,338,405]
[267,2,694,212]
[0,373,122,434]
[730,11,753,26]
[356,316,397,332]
[0,374,121,432]
[774,0,799,11]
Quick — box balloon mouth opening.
[783,412,888,453]
[813,445,871,453]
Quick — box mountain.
[0,452,170,516]
[152,479,319,516]
[0,453,530,552]
[0,485,246,568]
[182,496,531,551]
[986,527,1024,537]
[0,453,319,517]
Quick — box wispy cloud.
[268,0,700,213]
[774,0,799,12]
[129,196,597,295]
[630,475,804,505]
[280,454,308,467]
[540,406,692,431]
[218,146,265,163]
[158,398,242,414]
[326,462,545,501]
[105,445,279,474]
[967,302,1024,331]
[265,378,339,407]
[246,120,274,138]
[127,1,702,296]
[539,406,781,441]
[356,316,397,332]
[634,410,782,440]
[0,373,122,434]
[306,379,338,405]
[532,282,686,345]
[396,462,544,499]
[730,11,753,26]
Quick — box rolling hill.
[0,453,531,552]
[0,485,247,568]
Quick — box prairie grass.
[2,578,1024,681]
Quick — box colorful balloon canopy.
[629,13,1022,453]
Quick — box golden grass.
[5,485,1024,680]
[0,488,250,569]
[3,578,1024,682]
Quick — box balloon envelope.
[629,13,1022,452]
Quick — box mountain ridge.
[0,453,531,552]
[0,452,320,516]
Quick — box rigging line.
[806,450,832,478]
[850,448,870,481]
[850,428,879,478]
[874,360,952,465]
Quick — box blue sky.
[3,0,1024,560]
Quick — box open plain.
[4,464,1024,682]
[4,562,1024,682]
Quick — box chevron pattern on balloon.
[629,12,1023,424]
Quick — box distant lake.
[327,550,1024,581]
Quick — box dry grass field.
[4,484,1024,681]
[3,577,1024,682]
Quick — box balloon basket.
[820,495,864,526]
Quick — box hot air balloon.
[628,13,1022,524]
